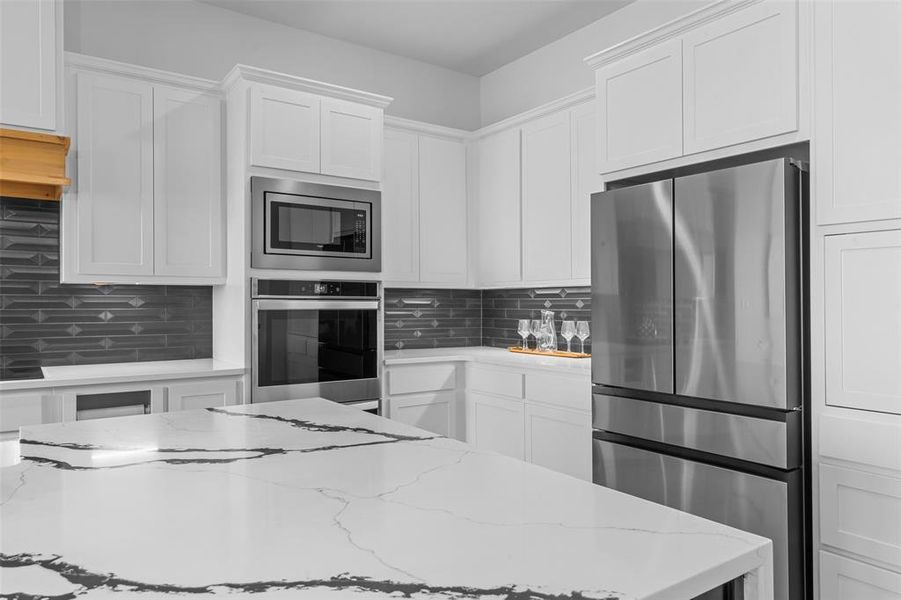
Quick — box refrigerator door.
[674,159,801,409]
[593,437,803,600]
[591,181,674,393]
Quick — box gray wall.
[64,0,481,130]
[479,0,705,126]
[0,198,212,373]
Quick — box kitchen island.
[1,398,773,599]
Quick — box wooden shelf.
[0,127,71,201]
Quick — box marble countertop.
[1,398,772,599]
[384,346,592,374]
[0,359,245,392]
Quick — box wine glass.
[529,319,541,350]
[576,321,590,354]
[517,319,530,350]
[561,320,576,353]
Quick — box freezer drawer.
[592,391,801,469]
[673,158,802,409]
[591,180,674,394]
[593,436,803,600]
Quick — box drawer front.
[820,464,901,568]
[820,414,901,473]
[467,366,523,399]
[167,379,237,412]
[0,392,46,433]
[387,363,457,395]
[820,551,901,600]
[525,371,589,411]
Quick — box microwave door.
[590,181,674,393]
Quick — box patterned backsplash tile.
[384,287,592,353]
[482,287,592,353]
[0,197,213,371]
[384,288,482,350]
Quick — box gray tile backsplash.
[0,197,213,371]
[384,286,592,353]
[384,288,482,350]
[482,287,592,353]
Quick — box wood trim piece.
[0,127,70,201]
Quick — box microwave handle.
[253,299,380,311]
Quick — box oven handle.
[253,299,380,311]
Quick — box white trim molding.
[64,52,221,94]
[473,87,594,139]
[583,0,761,69]
[384,115,469,141]
[222,64,393,109]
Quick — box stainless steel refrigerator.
[590,157,808,600]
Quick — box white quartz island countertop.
[1,398,773,600]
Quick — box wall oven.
[251,177,381,272]
[251,279,381,411]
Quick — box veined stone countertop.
[1,398,772,599]
[0,359,245,392]
[384,346,592,374]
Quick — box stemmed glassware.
[517,319,530,350]
[561,320,576,353]
[529,319,541,350]
[575,321,590,354]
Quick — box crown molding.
[64,52,221,94]
[584,0,761,69]
[473,86,594,139]
[383,115,470,140]
[223,64,393,109]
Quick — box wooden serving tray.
[508,346,590,359]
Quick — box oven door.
[252,299,380,404]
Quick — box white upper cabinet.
[825,230,901,415]
[586,0,804,174]
[419,135,467,284]
[521,111,572,283]
[73,72,154,278]
[478,129,522,286]
[249,84,320,173]
[64,56,225,285]
[320,97,383,181]
[594,39,683,173]
[153,86,223,278]
[0,0,59,131]
[814,0,901,225]
[682,0,798,154]
[382,128,420,283]
[571,101,600,281]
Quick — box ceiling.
[198,0,635,76]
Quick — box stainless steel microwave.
[251,177,381,272]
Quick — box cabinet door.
[521,111,571,283]
[249,84,320,173]
[683,0,798,154]
[825,230,901,414]
[385,391,456,438]
[571,102,600,281]
[419,136,468,284]
[320,97,383,181]
[0,0,56,130]
[466,392,524,460]
[820,551,901,600]
[74,72,154,277]
[382,128,420,283]
[595,39,682,173]
[477,129,521,286]
[815,0,901,224]
[525,403,591,480]
[153,86,223,278]
[167,379,237,412]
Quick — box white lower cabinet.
[0,391,60,435]
[467,392,525,460]
[524,402,591,480]
[385,391,457,439]
[820,551,901,600]
[166,379,239,412]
